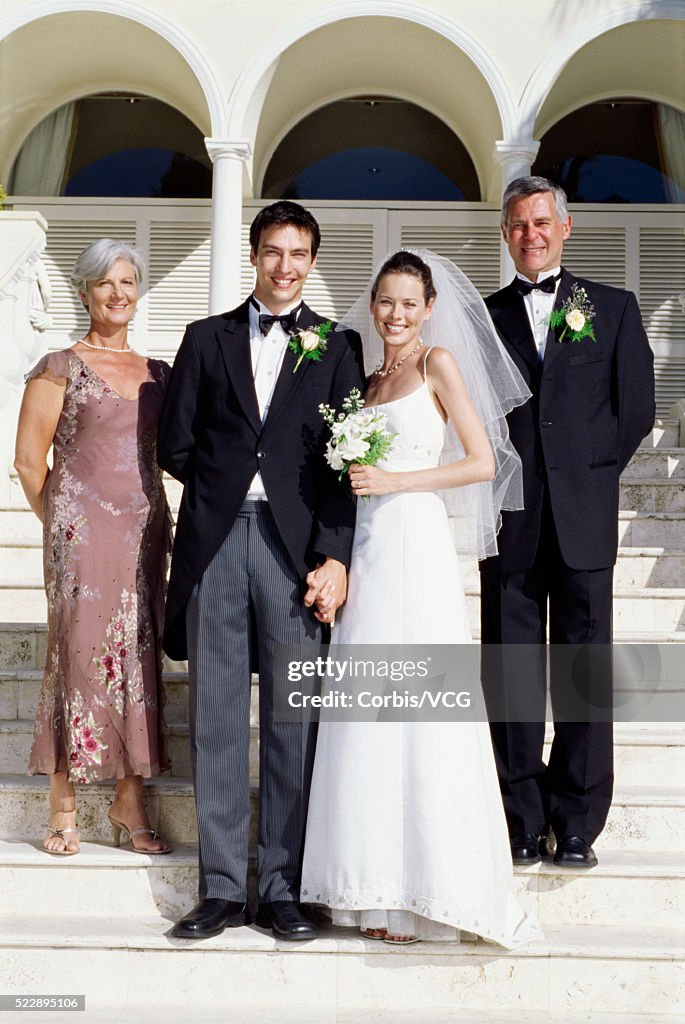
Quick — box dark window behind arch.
[534,100,685,203]
[263,98,479,201]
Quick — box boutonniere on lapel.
[288,320,334,373]
[548,284,597,343]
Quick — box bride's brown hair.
[371,251,437,304]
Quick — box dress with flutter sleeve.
[26,348,171,783]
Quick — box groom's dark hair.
[249,201,321,257]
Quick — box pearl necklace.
[79,337,133,354]
[373,340,423,378]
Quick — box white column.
[205,139,251,314]
[493,141,541,285]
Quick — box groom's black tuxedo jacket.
[157,299,365,660]
[483,268,655,575]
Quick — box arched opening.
[248,15,503,202]
[0,9,214,186]
[9,94,211,198]
[533,100,684,203]
[262,98,478,201]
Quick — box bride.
[301,250,542,947]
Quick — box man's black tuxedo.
[157,297,364,906]
[158,299,365,660]
[480,269,655,844]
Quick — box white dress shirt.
[516,267,561,362]
[246,295,302,499]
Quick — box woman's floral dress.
[26,349,172,783]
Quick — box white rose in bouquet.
[336,435,370,462]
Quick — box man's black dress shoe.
[171,899,248,939]
[510,833,541,865]
[554,835,598,868]
[255,901,319,940]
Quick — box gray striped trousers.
[186,501,323,903]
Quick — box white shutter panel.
[41,219,137,346]
[640,227,685,415]
[147,222,211,338]
[400,225,500,297]
[240,221,376,320]
[654,357,685,416]
[562,228,626,287]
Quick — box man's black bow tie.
[251,297,303,336]
[514,273,561,296]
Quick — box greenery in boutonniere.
[289,320,334,373]
[549,284,597,343]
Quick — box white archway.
[0,0,225,146]
[226,1,516,153]
[519,1,685,139]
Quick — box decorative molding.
[205,140,252,164]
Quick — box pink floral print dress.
[26,349,172,783]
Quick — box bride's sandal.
[108,811,171,855]
[383,933,420,945]
[361,928,388,940]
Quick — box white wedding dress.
[301,375,541,947]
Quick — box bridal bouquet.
[319,387,395,489]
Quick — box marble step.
[0,915,682,1019]
[1,776,684,852]
[2,691,682,786]
[619,510,685,548]
[0,718,259,780]
[2,622,684,676]
[620,478,685,513]
[1,582,683,632]
[0,841,683,932]
[0,1011,672,1024]
[642,419,680,448]
[627,448,685,479]
[4,538,684,591]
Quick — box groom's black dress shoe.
[553,835,598,868]
[510,833,542,865]
[171,899,249,939]
[256,901,319,940]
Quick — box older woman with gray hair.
[14,239,172,856]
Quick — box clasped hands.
[304,558,347,625]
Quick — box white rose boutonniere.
[549,284,597,343]
[319,387,396,500]
[289,320,334,373]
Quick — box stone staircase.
[0,421,683,1023]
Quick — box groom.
[481,176,655,868]
[158,201,364,939]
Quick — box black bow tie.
[514,273,561,296]
[251,297,302,336]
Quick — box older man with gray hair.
[480,176,655,869]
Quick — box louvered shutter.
[241,218,377,320]
[38,217,138,346]
[398,224,501,297]
[640,227,685,415]
[147,221,211,343]
[562,228,627,287]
